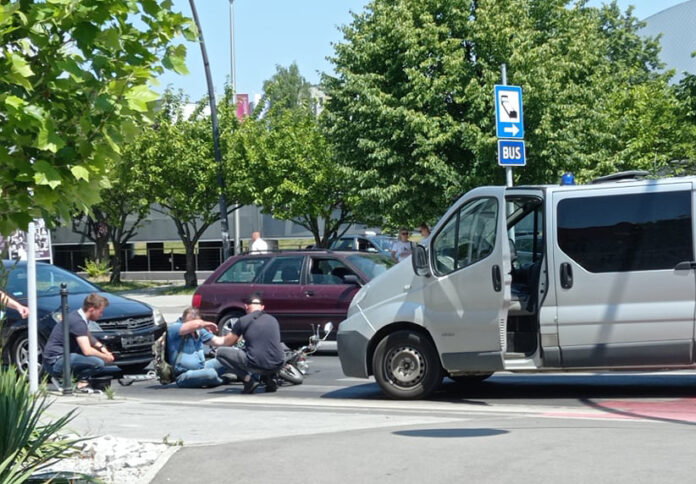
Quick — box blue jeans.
[46,354,121,381]
[175,358,226,388]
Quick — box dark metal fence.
[53,247,224,273]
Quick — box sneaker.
[50,376,64,391]
[241,379,259,394]
[221,373,238,384]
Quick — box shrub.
[0,368,83,483]
[79,258,111,281]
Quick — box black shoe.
[264,376,278,393]
[242,379,259,394]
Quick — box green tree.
[260,62,313,114]
[228,66,359,247]
[0,0,194,235]
[323,0,692,227]
[137,90,241,287]
[71,148,152,283]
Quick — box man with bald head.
[250,231,268,254]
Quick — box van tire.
[373,330,442,400]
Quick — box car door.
[254,255,307,342]
[304,255,361,330]
[552,182,696,367]
[423,187,511,372]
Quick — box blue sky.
[158,0,688,101]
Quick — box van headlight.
[153,308,166,326]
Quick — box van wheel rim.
[385,346,425,387]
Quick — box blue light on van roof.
[561,172,575,185]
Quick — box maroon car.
[192,250,395,345]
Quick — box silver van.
[337,174,696,399]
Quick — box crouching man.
[42,293,120,393]
[215,294,284,394]
[168,307,235,388]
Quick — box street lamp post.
[229,0,241,255]
[189,0,232,260]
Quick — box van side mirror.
[412,244,430,277]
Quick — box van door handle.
[560,262,573,289]
[304,290,315,297]
[492,265,502,292]
[675,261,696,271]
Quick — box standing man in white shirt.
[250,231,269,253]
[390,228,413,262]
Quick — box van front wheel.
[373,330,442,400]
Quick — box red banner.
[236,94,250,120]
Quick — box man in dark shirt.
[43,293,120,392]
[216,293,284,394]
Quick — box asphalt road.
[48,353,696,483]
[115,353,696,416]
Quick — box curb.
[138,445,181,484]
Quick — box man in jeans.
[167,307,233,388]
[216,294,284,394]
[43,293,120,393]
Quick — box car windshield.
[346,253,396,279]
[4,263,98,298]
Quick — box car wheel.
[219,311,244,336]
[117,362,151,374]
[372,330,442,400]
[11,333,44,375]
[449,372,494,384]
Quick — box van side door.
[424,187,510,372]
[552,182,696,367]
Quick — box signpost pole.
[27,223,38,393]
[501,64,513,188]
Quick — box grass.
[91,279,198,295]
[94,280,164,293]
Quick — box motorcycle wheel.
[278,363,304,385]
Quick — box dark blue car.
[1,261,165,374]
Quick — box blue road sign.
[494,85,524,139]
[498,140,526,166]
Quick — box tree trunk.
[110,241,124,284]
[184,241,197,287]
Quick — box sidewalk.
[121,292,192,324]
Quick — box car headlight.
[88,321,104,332]
[51,311,63,323]
[153,308,166,326]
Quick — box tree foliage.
[260,62,313,114]
[0,0,195,235]
[228,65,359,247]
[135,90,242,287]
[323,0,695,227]
[72,147,153,283]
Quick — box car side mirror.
[343,274,362,286]
[412,243,431,277]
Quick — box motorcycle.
[277,321,334,385]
